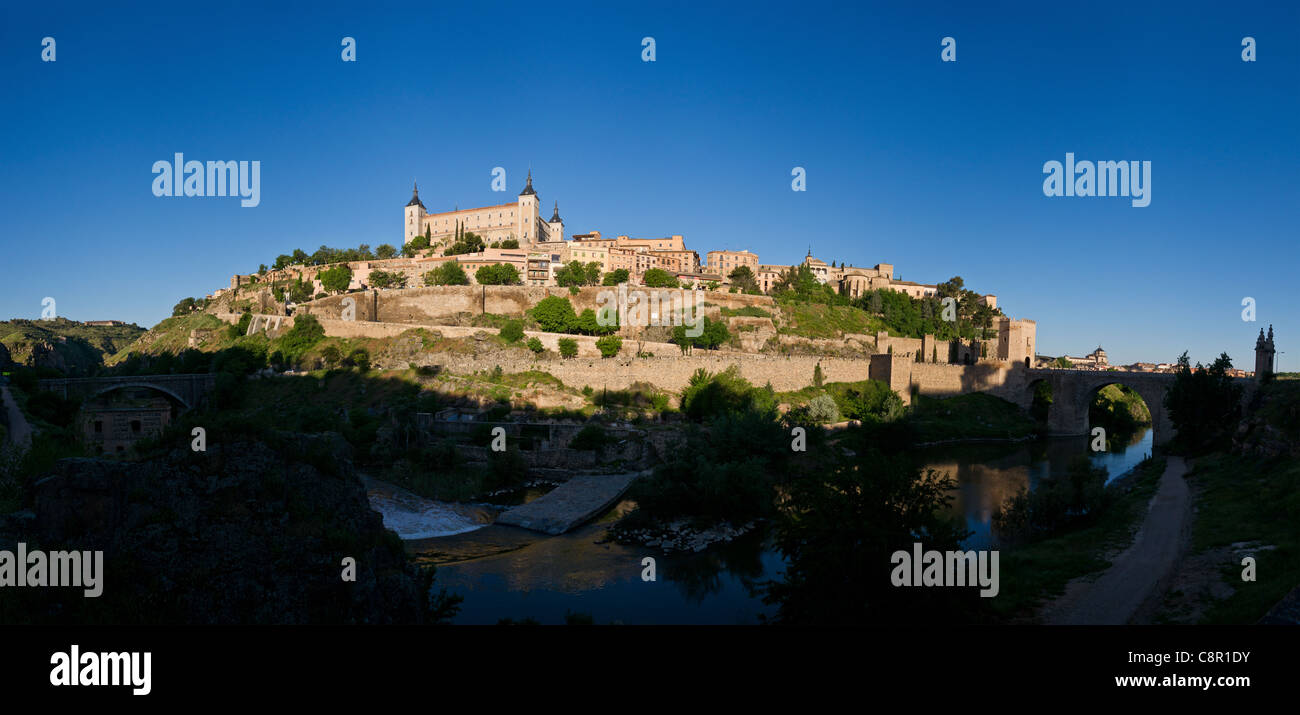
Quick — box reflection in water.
[377,428,1153,623]
[428,513,782,624]
[926,427,1153,550]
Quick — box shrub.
[276,314,326,364]
[558,338,578,358]
[595,335,623,358]
[569,424,611,450]
[424,262,469,286]
[680,366,777,421]
[531,296,577,333]
[526,337,544,354]
[343,348,371,372]
[499,320,524,343]
[992,456,1110,542]
[227,311,253,340]
[807,394,840,424]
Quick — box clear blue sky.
[2,1,1296,369]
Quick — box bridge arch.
[1022,369,1175,447]
[85,382,192,410]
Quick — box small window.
[130,420,142,434]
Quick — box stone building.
[706,249,759,277]
[80,388,174,455]
[403,171,564,248]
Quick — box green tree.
[404,235,431,257]
[424,262,469,286]
[763,442,972,624]
[558,338,578,358]
[1164,351,1243,455]
[602,269,630,286]
[476,263,520,285]
[375,244,397,259]
[554,260,592,287]
[318,264,353,294]
[368,269,407,289]
[526,337,544,355]
[813,363,824,388]
[172,297,199,316]
[728,265,759,294]
[642,268,679,288]
[530,296,577,333]
[287,276,313,304]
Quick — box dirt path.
[1042,456,1191,625]
[1,386,33,448]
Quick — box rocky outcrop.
[1233,382,1300,458]
[0,432,430,624]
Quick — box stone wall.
[868,353,1026,406]
[295,285,776,327]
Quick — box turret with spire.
[519,170,536,196]
[1255,324,1277,380]
[551,200,561,223]
[406,181,425,210]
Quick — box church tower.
[547,201,564,244]
[404,181,426,245]
[517,170,539,245]
[1255,325,1276,380]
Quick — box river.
[365,426,1153,624]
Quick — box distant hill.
[0,317,146,376]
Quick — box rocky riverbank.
[0,432,434,624]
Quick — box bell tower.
[517,170,538,245]
[404,181,426,245]
[1255,325,1276,380]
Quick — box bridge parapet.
[39,374,217,410]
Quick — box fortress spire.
[551,200,561,222]
[406,181,425,210]
[520,169,536,196]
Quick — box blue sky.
[1,1,1296,369]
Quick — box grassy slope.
[907,393,1039,442]
[108,312,225,363]
[1,318,146,373]
[1178,454,1300,623]
[774,300,885,339]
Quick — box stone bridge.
[39,373,217,411]
[1014,368,1256,446]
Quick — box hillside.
[0,318,146,376]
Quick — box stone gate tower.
[1255,325,1276,380]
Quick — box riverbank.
[984,454,1168,622]
[1151,452,1300,624]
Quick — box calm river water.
[367,427,1153,624]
